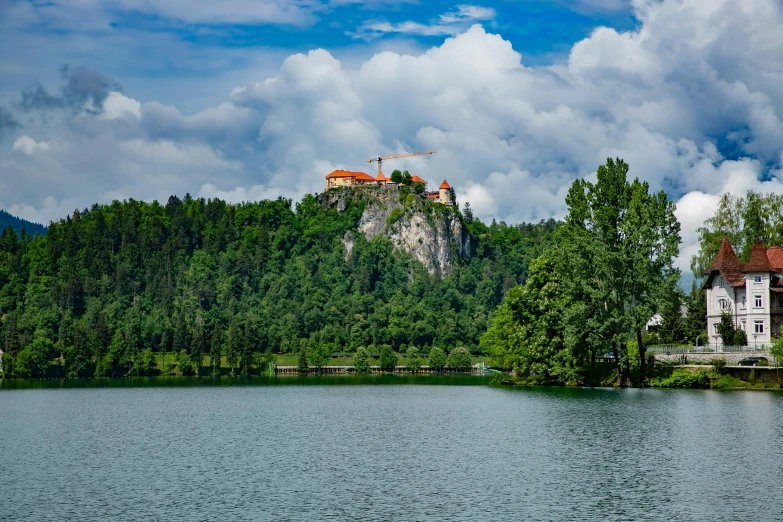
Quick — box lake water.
[2,376,782,521]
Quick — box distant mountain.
[0,209,47,236]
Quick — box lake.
[2,376,782,521]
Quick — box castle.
[325,170,453,205]
[704,238,783,346]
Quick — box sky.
[1,0,783,275]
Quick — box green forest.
[0,189,555,378]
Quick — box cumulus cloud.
[12,135,50,155]
[2,0,783,276]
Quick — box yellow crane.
[366,150,436,176]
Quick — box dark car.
[737,356,768,366]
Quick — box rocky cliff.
[320,185,471,277]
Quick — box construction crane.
[366,150,436,176]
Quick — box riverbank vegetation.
[0,190,553,379]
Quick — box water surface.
[1,378,781,521]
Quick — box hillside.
[0,189,556,378]
[0,210,46,236]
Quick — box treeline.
[0,210,46,237]
[0,191,555,378]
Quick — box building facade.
[326,170,453,205]
[704,238,783,346]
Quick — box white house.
[703,238,783,346]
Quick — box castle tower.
[439,180,451,205]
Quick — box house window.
[754,295,763,308]
[754,275,762,283]
[718,276,725,287]
[778,296,783,308]
[741,320,746,331]
[741,295,746,308]
[755,320,764,334]
[718,298,728,310]
[714,322,720,334]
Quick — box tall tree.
[190,317,206,376]
[209,326,222,376]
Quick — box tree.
[658,287,685,344]
[685,282,707,344]
[769,336,783,385]
[412,182,424,194]
[462,202,474,224]
[191,317,206,376]
[354,347,370,374]
[733,329,747,347]
[428,347,446,371]
[446,347,471,370]
[402,171,412,186]
[177,349,194,376]
[378,344,397,371]
[405,346,421,372]
[297,345,309,373]
[226,317,240,376]
[308,343,329,372]
[558,158,680,386]
[716,312,736,345]
[210,326,222,376]
[390,170,402,184]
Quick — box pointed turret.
[743,243,774,273]
[703,237,744,286]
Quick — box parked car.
[737,356,768,366]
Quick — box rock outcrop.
[320,185,470,277]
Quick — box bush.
[386,208,402,226]
[733,329,747,346]
[648,369,710,389]
[712,358,727,374]
[177,350,195,376]
[446,347,472,370]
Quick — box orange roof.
[439,180,451,189]
[411,175,426,184]
[767,246,783,271]
[743,243,774,273]
[704,237,745,287]
[325,170,375,181]
[375,172,388,181]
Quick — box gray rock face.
[321,185,470,277]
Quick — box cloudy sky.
[1,0,783,274]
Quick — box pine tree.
[191,317,206,376]
[658,287,685,344]
[210,326,222,376]
[226,317,240,376]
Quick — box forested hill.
[0,210,46,237]
[0,189,555,378]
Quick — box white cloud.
[12,135,49,155]
[350,4,496,40]
[3,0,783,276]
[99,92,141,120]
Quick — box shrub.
[648,369,710,389]
[386,208,402,226]
[711,358,727,374]
[733,329,747,346]
[177,350,195,376]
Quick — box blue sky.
[1,0,636,112]
[2,0,783,274]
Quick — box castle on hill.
[325,169,453,205]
